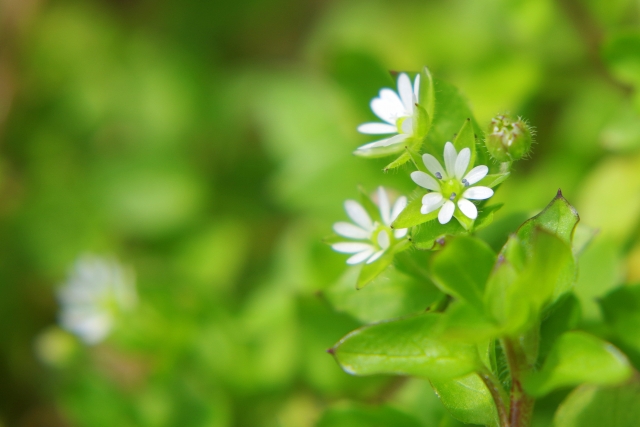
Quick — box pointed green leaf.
[436,301,500,343]
[554,381,640,427]
[430,373,500,427]
[383,139,423,171]
[431,236,496,312]
[524,332,632,397]
[330,313,480,380]
[517,190,580,250]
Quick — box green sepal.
[419,66,436,119]
[453,118,476,171]
[476,172,510,189]
[409,204,503,249]
[391,196,439,229]
[354,138,412,159]
[329,312,480,381]
[453,209,474,231]
[357,185,383,223]
[524,332,632,397]
[356,239,412,289]
[383,138,423,171]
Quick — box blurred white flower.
[332,187,408,265]
[356,72,421,151]
[411,142,493,224]
[57,255,136,345]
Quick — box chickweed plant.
[325,68,639,427]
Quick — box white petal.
[457,199,478,219]
[413,74,421,102]
[379,89,405,117]
[397,73,414,113]
[463,186,494,200]
[332,242,375,254]
[394,228,408,239]
[438,200,455,224]
[376,187,390,225]
[347,249,375,265]
[411,171,440,191]
[357,137,391,150]
[357,122,398,134]
[366,250,385,264]
[421,197,444,214]
[333,222,370,239]
[380,133,410,147]
[370,97,397,124]
[463,165,489,185]
[422,192,444,207]
[422,153,446,178]
[345,200,373,230]
[390,196,407,222]
[444,142,458,178]
[377,230,390,250]
[454,148,471,179]
[401,117,414,134]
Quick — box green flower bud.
[485,114,533,162]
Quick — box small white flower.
[356,73,421,151]
[411,142,494,225]
[57,255,137,345]
[332,187,408,265]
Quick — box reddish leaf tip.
[326,348,335,355]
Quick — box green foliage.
[430,373,500,427]
[330,313,480,381]
[524,332,632,397]
[554,381,640,427]
[317,403,424,427]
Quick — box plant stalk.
[479,368,510,427]
[502,338,535,427]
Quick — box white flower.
[332,187,408,265]
[410,142,494,225]
[57,255,137,345]
[356,73,421,151]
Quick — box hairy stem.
[479,368,510,427]
[502,338,535,427]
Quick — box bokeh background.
[1,0,640,426]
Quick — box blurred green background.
[1,0,639,426]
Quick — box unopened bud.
[485,114,533,162]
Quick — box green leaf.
[524,331,632,397]
[415,104,432,138]
[485,230,575,334]
[325,266,441,324]
[554,381,640,427]
[409,205,503,249]
[539,294,582,359]
[317,403,424,427]
[517,190,580,250]
[353,139,411,159]
[603,30,640,88]
[452,119,476,170]
[330,313,480,381]
[600,284,640,368]
[430,373,500,427]
[392,197,439,229]
[436,301,500,343]
[431,236,496,312]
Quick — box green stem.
[479,367,510,427]
[502,338,535,427]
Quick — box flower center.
[439,179,464,203]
